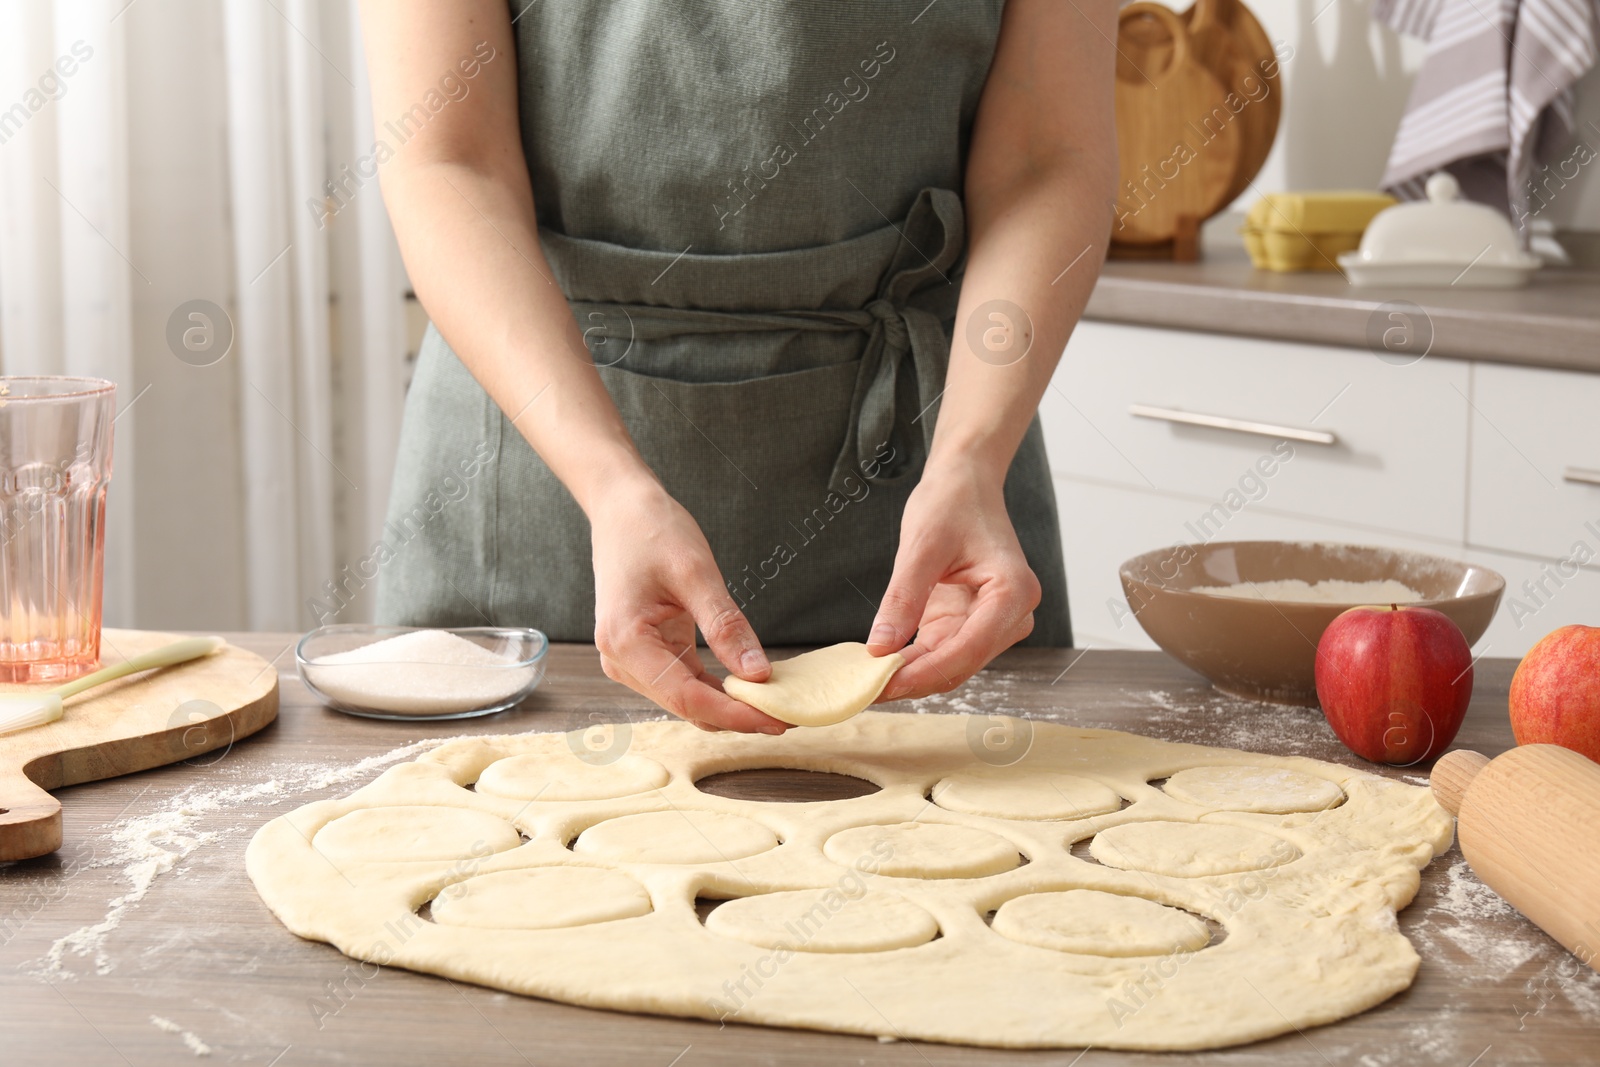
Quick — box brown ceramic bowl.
[1119,541,1504,706]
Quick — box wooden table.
[2,637,1596,1066]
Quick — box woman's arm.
[358,1,782,731]
[869,0,1118,698]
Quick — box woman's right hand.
[589,477,788,734]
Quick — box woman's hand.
[867,455,1041,701]
[590,477,789,734]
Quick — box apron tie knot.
[828,188,967,492]
[865,297,909,352]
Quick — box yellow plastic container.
[1242,192,1397,272]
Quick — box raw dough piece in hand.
[723,642,904,726]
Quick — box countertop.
[2,635,1597,1066]
[1085,246,1600,373]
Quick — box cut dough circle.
[573,810,778,865]
[933,771,1123,821]
[475,752,669,801]
[1163,765,1344,814]
[1090,821,1298,877]
[992,890,1211,956]
[312,806,521,865]
[706,889,938,953]
[824,821,1021,879]
[723,643,905,727]
[431,867,652,930]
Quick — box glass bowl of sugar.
[296,625,548,720]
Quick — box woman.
[361,0,1116,734]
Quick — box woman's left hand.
[866,455,1041,701]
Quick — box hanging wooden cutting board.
[1112,2,1245,247]
[0,629,279,862]
[1182,0,1283,204]
[1111,0,1282,253]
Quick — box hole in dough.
[991,890,1212,957]
[1068,836,1102,865]
[722,643,905,726]
[1090,821,1300,878]
[572,810,779,865]
[695,767,881,804]
[429,867,652,930]
[823,822,1022,879]
[312,806,522,865]
[1161,765,1345,814]
[474,753,670,802]
[931,771,1123,821]
[705,888,939,953]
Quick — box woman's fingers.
[867,542,945,656]
[601,627,788,735]
[687,579,771,683]
[881,577,1038,700]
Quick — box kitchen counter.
[2,635,1597,1066]
[1085,247,1600,373]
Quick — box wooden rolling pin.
[1432,746,1600,972]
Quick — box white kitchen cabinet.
[1042,321,1471,543]
[1467,361,1600,561]
[1045,321,1596,660]
[1463,544,1600,658]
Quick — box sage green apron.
[374,0,1072,647]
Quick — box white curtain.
[0,0,409,632]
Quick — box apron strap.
[567,188,968,494]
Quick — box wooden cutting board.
[1183,0,1282,204]
[1111,0,1281,256]
[1112,2,1244,247]
[0,628,279,862]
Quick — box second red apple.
[1314,604,1473,765]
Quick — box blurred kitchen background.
[0,0,1595,655]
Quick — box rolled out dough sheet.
[247,712,1453,1051]
[722,642,904,726]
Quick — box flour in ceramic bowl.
[1190,578,1424,603]
[302,629,536,715]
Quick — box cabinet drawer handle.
[1128,404,1339,446]
[1564,466,1600,487]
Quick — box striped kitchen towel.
[1374,0,1598,234]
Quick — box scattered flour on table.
[1120,688,1343,756]
[906,669,1021,718]
[1191,578,1423,603]
[149,1015,212,1056]
[1412,859,1551,978]
[1409,859,1600,1025]
[1345,1004,1468,1067]
[302,629,535,716]
[906,673,1344,759]
[31,736,471,980]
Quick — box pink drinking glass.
[0,377,116,683]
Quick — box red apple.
[1314,605,1473,765]
[1509,625,1600,763]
